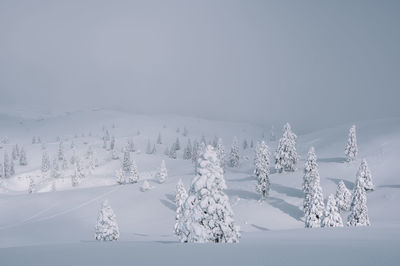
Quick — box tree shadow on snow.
[160,199,176,212]
[379,184,400,189]
[270,183,303,198]
[328,178,354,190]
[165,193,175,203]
[267,197,303,221]
[229,176,255,183]
[251,224,270,231]
[318,157,347,163]
[225,189,260,200]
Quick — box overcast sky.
[0,0,399,131]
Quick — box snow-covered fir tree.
[229,137,240,168]
[111,144,119,160]
[102,139,108,150]
[169,143,177,159]
[9,159,15,176]
[120,150,139,184]
[200,135,206,145]
[175,137,181,151]
[12,144,19,160]
[115,169,125,185]
[303,147,325,228]
[157,160,167,183]
[212,136,218,148]
[335,180,352,212]
[110,136,115,151]
[254,141,271,199]
[322,194,343,227]
[0,163,3,179]
[356,159,374,191]
[191,140,199,164]
[178,145,240,243]
[57,141,65,161]
[164,145,170,156]
[19,147,27,166]
[140,180,151,192]
[250,139,254,149]
[174,179,188,238]
[275,123,298,173]
[183,139,192,160]
[194,142,206,173]
[182,127,188,137]
[127,140,135,152]
[41,150,51,176]
[215,138,226,171]
[28,177,35,194]
[146,139,152,154]
[51,157,61,178]
[157,132,162,144]
[95,200,120,241]
[71,157,85,186]
[3,151,10,178]
[242,139,248,150]
[345,125,358,162]
[151,144,156,154]
[347,178,370,226]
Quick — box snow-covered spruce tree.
[127,159,139,184]
[95,200,120,241]
[164,145,170,156]
[194,142,206,173]
[0,163,3,178]
[169,143,177,159]
[303,147,325,228]
[322,194,343,227]
[356,159,374,191]
[115,169,125,185]
[157,132,162,144]
[275,123,298,173]
[28,177,35,194]
[254,141,271,199]
[41,151,51,176]
[200,135,207,145]
[183,139,192,160]
[9,159,15,176]
[157,160,168,183]
[174,179,188,238]
[3,151,10,178]
[127,140,135,152]
[57,141,65,161]
[72,157,85,186]
[12,145,19,160]
[110,136,115,151]
[335,180,351,212]
[215,138,226,171]
[183,127,188,137]
[242,139,248,150]
[178,145,240,243]
[175,137,181,151]
[345,125,358,162]
[71,167,81,187]
[19,147,27,166]
[140,180,151,192]
[347,178,370,226]
[102,139,108,150]
[250,139,254,149]
[229,137,240,168]
[191,140,199,164]
[151,144,156,154]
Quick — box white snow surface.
[0,109,399,265]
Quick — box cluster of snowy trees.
[0,145,28,179]
[302,146,373,228]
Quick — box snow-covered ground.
[0,108,399,265]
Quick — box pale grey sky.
[0,0,399,131]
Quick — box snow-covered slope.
[0,109,399,265]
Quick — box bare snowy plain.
[0,108,399,265]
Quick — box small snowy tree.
[110,136,116,151]
[215,138,226,171]
[57,141,65,161]
[356,159,374,191]
[347,179,370,226]
[111,144,119,160]
[169,143,177,159]
[41,151,51,176]
[345,125,358,162]
[242,139,248,150]
[322,194,343,227]
[254,141,270,199]
[9,159,15,176]
[191,140,199,164]
[335,180,351,212]
[275,123,298,173]
[140,180,151,192]
[303,147,324,228]
[115,169,125,185]
[127,159,139,184]
[3,151,10,178]
[51,157,61,178]
[175,137,181,151]
[12,145,19,160]
[127,140,135,152]
[174,179,188,238]
[28,177,35,194]
[183,139,192,160]
[95,200,120,241]
[229,137,240,168]
[178,145,240,243]
[19,147,27,166]
[157,160,167,183]
[182,127,188,137]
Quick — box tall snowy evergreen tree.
[95,200,120,241]
[275,123,298,173]
[169,143,177,159]
[254,141,271,199]
[174,179,188,239]
[322,194,343,227]
[28,177,35,194]
[9,159,15,176]
[57,141,65,161]
[356,159,374,191]
[19,147,27,166]
[111,144,119,160]
[182,127,188,137]
[51,157,61,178]
[229,137,240,168]
[345,125,358,162]
[110,136,116,151]
[191,140,199,164]
[157,132,162,144]
[175,137,181,151]
[303,147,325,228]
[335,180,351,212]
[242,139,248,150]
[178,145,240,243]
[12,145,19,160]
[347,179,370,226]
[157,160,167,183]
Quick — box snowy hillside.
[0,109,399,265]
